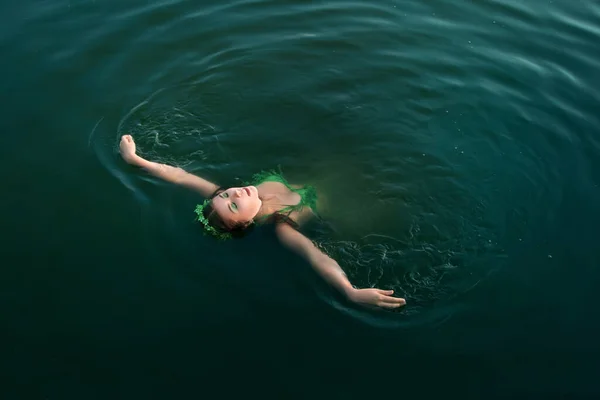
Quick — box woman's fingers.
[376,293,406,308]
[382,296,406,304]
[378,301,405,309]
[352,288,406,309]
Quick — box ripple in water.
[80,0,600,320]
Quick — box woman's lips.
[244,187,251,196]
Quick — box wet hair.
[201,188,255,239]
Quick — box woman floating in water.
[120,135,406,309]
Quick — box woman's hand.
[347,288,406,309]
[120,135,140,165]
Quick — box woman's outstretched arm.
[275,223,406,309]
[119,135,219,198]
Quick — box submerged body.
[120,134,405,309]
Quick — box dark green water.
[2,0,600,398]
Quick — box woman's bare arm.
[275,223,406,309]
[119,135,219,197]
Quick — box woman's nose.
[235,189,242,197]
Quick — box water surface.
[1,0,599,397]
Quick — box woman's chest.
[257,181,301,206]
[256,181,314,224]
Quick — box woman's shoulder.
[274,206,316,229]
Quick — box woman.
[119,135,406,309]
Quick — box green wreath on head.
[194,199,233,240]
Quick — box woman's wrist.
[343,286,358,301]
[126,154,144,166]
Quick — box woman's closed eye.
[219,192,237,213]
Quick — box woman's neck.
[255,194,282,219]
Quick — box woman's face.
[211,186,262,227]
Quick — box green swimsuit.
[246,170,319,225]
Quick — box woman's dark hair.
[201,188,255,239]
